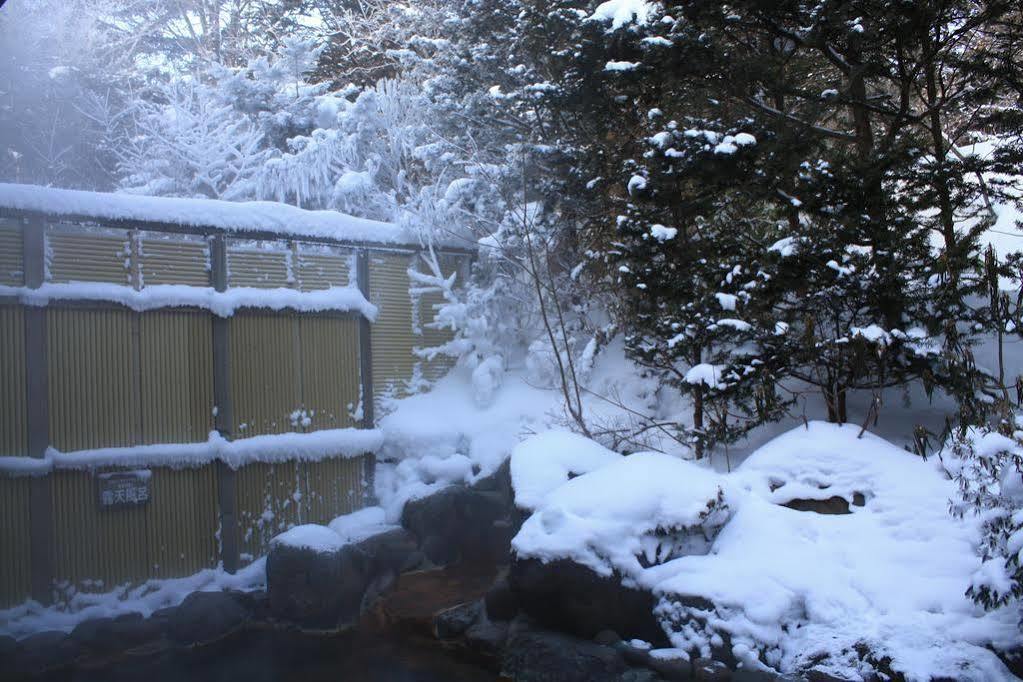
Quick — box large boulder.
[401,485,513,567]
[166,591,249,645]
[500,625,632,682]
[13,630,85,674]
[70,612,162,653]
[266,525,423,628]
[266,539,372,628]
[509,557,669,648]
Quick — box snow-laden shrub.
[944,426,1023,611]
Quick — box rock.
[619,671,662,682]
[733,668,782,681]
[267,538,375,628]
[501,627,630,682]
[69,612,161,654]
[0,634,18,658]
[647,652,693,681]
[267,525,430,628]
[166,591,248,645]
[694,657,732,681]
[401,485,512,567]
[464,617,510,656]
[594,630,622,647]
[433,601,482,639]
[996,647,1023,679]
[782,496,851,514]
[354,527,424,575]
[615,641,653,667]
[484,573,519,621]
[471,458,513,507]
[509,557,669,647]
[15,630,84,673]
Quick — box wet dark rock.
[509,557,669,647]
[695,657,733,681]
[464,617,509,656]
[782,496,851,514]
[433,600,482,639]
[647,652,693,680]
[501,626,631,682]
[166,591,248,645]
[16,630,84,673]
[267,525,436,629]
[355,527,424,576]
[0,634,18,659]
[267,539,376,628]
[594,629,622,647]
[996,646,1023,679]
[70,612,160,653]
[732,667,783,681]
[615,640,653,667]
[484,573,518,621]
[471,459,513,507]
[402,485,512,567]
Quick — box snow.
[271,524,347,553]
[627,174,648,195]
[512,450,731,582]
[714,293,738,311]
[0,182,440,246]
[0,559,266,640]
[649,224,678,242]
[0,428,383,475]
[605,60,640,72]
[327,506,397,543]
[510,431,623,511]
[0,282,377,320]
[850,324,891,346]
[684,363,725,389]
[590,0,657,29]
[375,367,558,520]
[508,422,1023,680]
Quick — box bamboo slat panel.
[48,307,138,452]
[296,245,352,291]
[0,219,23,286]
[369,252,416,405]
[0,306,27,457]
[274,459,305,530]
[0,476,31,607]
[227,242,291,288]
[303,456,364,526]
[146,466,218,578]
[299,317,360,431]
[230,312,301,436]
[140,233,210,287]
[47,226,131,285]
[140,311,213,444]
[236,462,278,564]
[52,470,149,592]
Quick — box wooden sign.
[97,470,151,509]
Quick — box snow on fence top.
[0,183,447,247]
[0,427,384,476]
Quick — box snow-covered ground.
[511,422,1023,681]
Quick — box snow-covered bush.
[945,426,1023,611]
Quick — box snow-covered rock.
[510,431,622,511]
[507,422,1023,680]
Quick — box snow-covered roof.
[0,183,432,247]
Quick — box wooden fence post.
[23,216,54,604]
[357,249,376,505]
[210,235,239,573]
